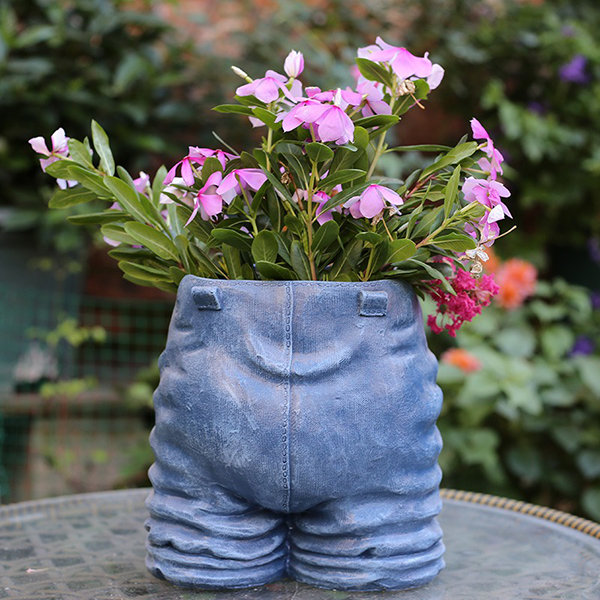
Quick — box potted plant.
[30,38,512,591]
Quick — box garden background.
[1,0,600,520]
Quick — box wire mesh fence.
[0,280,173,503]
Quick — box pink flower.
[284,50,304,78]
[355,80,392,117]
[281,91,354,145]
[470,118,504,178]
[236,70,293,103]
[358,37,440,82]
[216,168,267,204]
[28,127,77,189]
[133,171,150,194]
[344,184,403,219]
[164,147,235,186]
[187,172,224,224]
[462,177,511,218]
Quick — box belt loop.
[358,290,388,317]
[192,286,221,311]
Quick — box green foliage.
[433,279,600,519]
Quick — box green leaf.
[444,166,461,219]
[100,224,137,245]
[574,356,600,396]
[540,325,575,360]
[118,260,170,280]
[108,247,154,261]
[290,240,311,279]
[262,168,293,203]
[252,107,280,129]
[222,245,244,279]
[388,144,453,153]
[407,259,454,294]
[91,120,115,175]
[256,261,297,280]
[352,126,370,151]
[305,142,334,164]
[48,187,97,209]
[67,139,93,167]
[201,157,223,181]
[577,451,600,479]
[152,166,167,206]
[412,206,444,238]
[44,159,79,179]
[354,114,400,130]
[419,142,479,180]
[387,239,417,263]
[168,266,186,284]
[320,169,365,190]
[66,166,109,197]
[312,220,339,253]
[355,58,394,88]
[211,227,253,251]
[213,104,254,115]
[356,231,383,245]
[123,222,180,261]
[104,176,148,223]
[430,232,477,252]
[251,230,279,263]
[67,211,127,225]
[320,181,372,213]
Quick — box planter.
[145,275,445,592]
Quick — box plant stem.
[305,162,318,280]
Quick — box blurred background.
[1,0,599,519]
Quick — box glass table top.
[0,488,598,599]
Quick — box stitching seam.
[282,282,293,513]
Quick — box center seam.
[282,282,293,513]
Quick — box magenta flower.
[236,70,293,104]
[292,189,340,225]
[344,184,403,219]
[164,147,235,186]
[216,168,267,204]
[427,64,445,90]
[470,118,504,178]
[358,37,439,82]
[186,172,224,224]
[28,127,77,189]
[284,51,304,78]
[159,177,193,206]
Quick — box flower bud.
[284,50,304,78]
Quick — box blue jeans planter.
[145,275,445,591]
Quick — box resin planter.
[145,275,445,591]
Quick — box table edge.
[1,487,599,542]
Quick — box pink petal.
[216,171,238,196]
[51,128,69,154]
[391,48,432,80]
[265,70,287,83]
[163,162,180,185]
[253,78,283,103]
[359,186,385,218]
[427,64,445,90]
[378,185,403,205]
[198,193,223,217]
[238,169,267,191]
[487,204,505,223]
[181,159,195,186]
[341,89,363,106]
[470,118,490,141]
[28,136,50,155]
[236,81,259,97]
[316,107,354,144]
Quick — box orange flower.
[495,258,537,309]
[483,246,501,275]
[441,348,482,373]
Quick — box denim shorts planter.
[145,275,445,592]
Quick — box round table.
[0,489,599,599]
